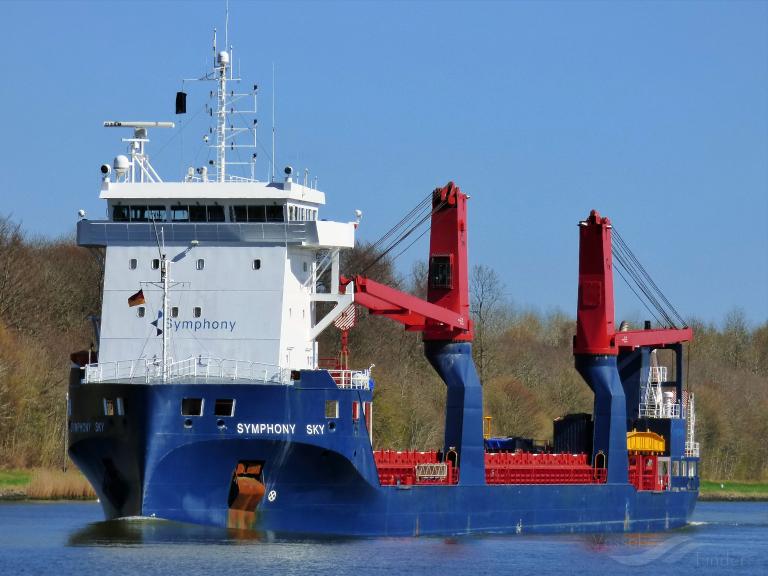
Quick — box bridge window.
[171,206,190,221]
[181,398,204,417]
[196,259,205,270]
[129,205,148,222]
[429,255,453,289]
[129,258,137,270]
[214,399,235,417]
[113,206,129,221]
[207,205,225,222]
[146,206,167,221]
[232,205,248,222]
[232,205,268,222]
[266,205,284,222]
[189,205,207,222]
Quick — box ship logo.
[150,310,164,336]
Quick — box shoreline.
[2,490,766,503]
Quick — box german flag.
[128,289,145,307]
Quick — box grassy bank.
[699,480,768,501]
[0,469,95,500]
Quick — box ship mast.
[214,28,229,183]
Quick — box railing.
[685,441,700,458]
[649,366,668,383]
[638,401,681,419]
[82,356,290,385]
[326,369,372,390]
[415,463,448,481]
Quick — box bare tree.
[470,264,508,385]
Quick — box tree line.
[0,216,765,481]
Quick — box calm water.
[0,501,766,575]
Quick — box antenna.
[272,62,276,183]
[225,0,229,49]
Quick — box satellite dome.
[113,155,129,175]
[218,50,230,65]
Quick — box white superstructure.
[79,28,357,384]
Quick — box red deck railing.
[372,450,607,486]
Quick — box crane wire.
[353,194,448,276]
[610,227,687,329]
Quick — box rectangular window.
[103,398,115,416]
[681,461,688,477]
[171,306,179,318]
[113,206,129,222]
[207,205,225,222]
[253,259,261,270]
[672,460,679,476]
[151,258,160,270]
[325,400,339,419]
[129,258,137,270]
[352,401,360,420]
[189,205,207,222]
[146,205,167,221]
[266,205,284,222]
[214,399,235,417]
[181,397,204,416]
[233,205,248,222]
[137,306,145,318]
[129,205,149,222]
[196,258,205,270]
[688,461,697,477]
[171,206,189,222]
[429,255,452,289]
[116,397,125,416]
[193,306,202,318]
[248,205,267,222]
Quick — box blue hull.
[68,374,698,537]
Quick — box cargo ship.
[67,27,700,536]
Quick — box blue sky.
[1,1,766,325]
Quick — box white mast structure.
[195,23,258,183]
